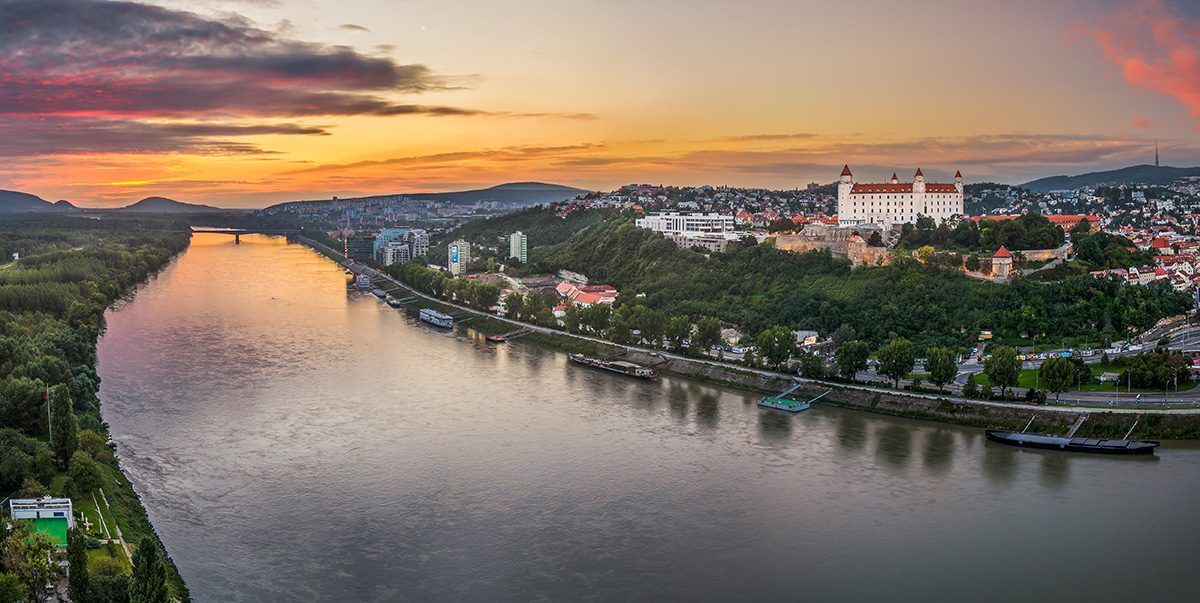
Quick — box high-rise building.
[345,235,376,261]
[635,212,735,234]
[836,166,963,228]
[509,231,528,263]
[448,240,472,276]
[381,241,412,266]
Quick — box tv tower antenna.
[1156,140,1160,167]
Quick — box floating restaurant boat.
[984,431,1159,455]
[985,415,1158,455]
[568,353,656,379]
[419,308,454,329]
[355,274,372,290]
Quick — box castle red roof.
[955,170,963,178]
[849,182,959,194]
[841,165,853,177]
[915,167,924,177]
[993,246,1012,259]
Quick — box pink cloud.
[1132,117,1153,129]
[1080,1,1200,121]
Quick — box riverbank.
[294,235,1200,440]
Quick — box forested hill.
[437,205,616,251]
[1020,165,1200,193]
[527,217,1189,350]
[0,214,192,601]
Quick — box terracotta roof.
[850,182,959,194]
[841,165,853,176]
[993,246,1012,259]
[851,183,913,194]
[1150,237,1170,248]
[915,167,924,177]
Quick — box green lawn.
[973,363,1199,393]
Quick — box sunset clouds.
[1,0,1197,206]
[1081,0,1200,124]
[0,0,467,155]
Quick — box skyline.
[3,0,1200,208]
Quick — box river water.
[98,234,1199,602]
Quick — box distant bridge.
[190,228,307,244]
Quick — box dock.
[487,327,534,342]
[758,383,828,413]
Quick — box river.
[97,233,1200,601]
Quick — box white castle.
[836,165,963,228]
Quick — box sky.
[3,0,1200,208]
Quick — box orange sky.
[3,0,1199,208]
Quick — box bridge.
[190,228,307,244]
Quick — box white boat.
[355,274,372,290]
[419,308,454,329]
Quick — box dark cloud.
[0,117,328,156]
[0,0,461,118]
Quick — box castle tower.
[890,173,899,184]
[838,165,854,212]
[954,170,963,194]
[913,167,925,194]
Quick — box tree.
[606,306,634,345]
[925,347,957,393]
[798,352,826,379]
[562,305,581,333]
[0,572,28,603]
[580,304,611,334]
[693,316,722,353]
[831,324,857,347]
[1039,357,1075,403]
[502,292,524,319]
[867,231,884,247]
[70,451,102,493]
[67,527,90,603]
[962,373,979,398]
[0,523,56,603]
[755,325,796,370]
[916,245,935,263]
[129,537,167,603]
[50,384,78,466]
[985,345,1020,399]
[964,254,981,271]
[836,340,870,381]
[18,478,48,498]
[876,337,915,388]
[632,305,667,346]
[665,316,691,352]
[91,575,131,603]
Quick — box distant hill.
[0,189,53,212]
[117,196,224,213]
[1021,165,1200,193]
[268,182,590,211]
[53,200,77,210]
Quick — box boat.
[386,297,404,308]
[355,274,372,290]
[985,430,1159,455]
[419,308,454,329]
[371,288,386,298]
[568,353,656,379]
[485,334,507,343]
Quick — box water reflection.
[921,429,955,477]
[95,234,1200,603]
[875,424,913,469]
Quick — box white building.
[9,497,73,524]
[448,240,472,276]
[837,166,963,228]
[509,231,528,263]
[381,240,412,266]
[635,212,736,234]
